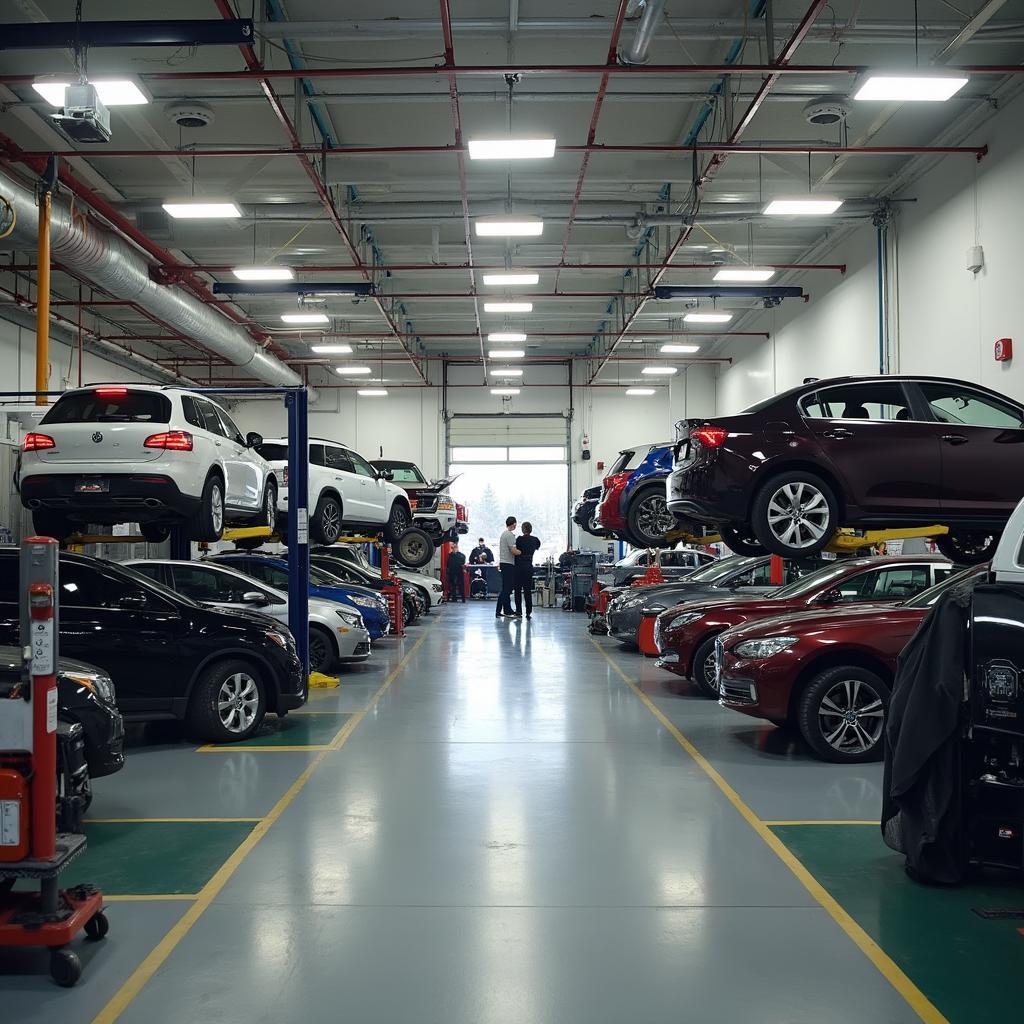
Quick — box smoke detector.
[802,96,851,126]
[165,101,215,129]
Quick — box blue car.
[209,553,391,640]
[596,442,677,548]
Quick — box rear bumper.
[594,490,626,532]
[666,460,748,524]
[20,472,201,523]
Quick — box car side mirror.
[815,588,843,604]
[118,592,148,611]
[246,431,263,449]
[242,591,270,607]
[378,468,394,481]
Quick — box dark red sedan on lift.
[654,555,954,698]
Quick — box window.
[508,446,566,462]
[234,560,288,589]
[173,565,267,603]
[255,442,288,462]
[42,389,171,425]
[450,446,508,463]
[58,564,103,607]
[324,446,354,473]
[608,449,639,474]
[181,396,204,430]
[801,381,911,422]
[348,451,378,479]
[309,444,326,467]
[195,399,227,437]
[835,566,931,602]
[214,406,245,445]
[375,462,426,483]
[918,383,1024,428]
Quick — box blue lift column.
[286,388,310,678]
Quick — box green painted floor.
[207,711,355,748]
[773,824,1024,1023]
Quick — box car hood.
[662,594,799,622]
[204,604,283,628]
[616,582,773,606]
[724,602,921,643]
[395,568,439,589]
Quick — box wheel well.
[748,460,847,522]
[392,496,412,517]
[206,466,225,487]
[786,649,894,721]
[623,480,664,516]
[316,487,343,512]
[687,628,726,678]
[309,621,339,658]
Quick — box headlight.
[66,671,116,705]
[668,611,704,631]
[336,609,363,627]
[350,595,377,609]
[643,604,667,615]
[265,630,291,649]
[431,583,443,592]
[732,636,799,659]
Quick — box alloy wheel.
[309,633,328,672]
[701,649,719,694]
[217,671,260,734]
[321,501,341,541]
[765,481,829,549]
[817,678,885,755]
[264,485,276,527]
[635,494,675,541]
[211,483,224,533]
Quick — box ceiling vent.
[165,101,215,129]
[802,96,851,126]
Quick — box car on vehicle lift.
[715,563,988,763]
[573,484,605,537]
[315,544,444,611]
[594,442,678,548]
[17,385,278,543]
[370,459,460,543]
[0,549,306,743]
[667,374,1024,562]
[125,559,371,674]
[655,555,954,698]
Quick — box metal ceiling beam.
[0,18,254,50]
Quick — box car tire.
[717,524,766,556]
[308,625,337,674]
[31,510,73,543]
[384,501,412,543]
[260,481,277,529]
[935,529,1000,565]
[797,666,889,763]
[190,474,225,543]
[403,596,419,624]
[751,471,838,558]
[140,523,170,544]
[626,486,676,548]
[393,526,434,569]
[186,659,266,743]
[311,494,343,545]
[414,585,431,612]
[691,635,722,699]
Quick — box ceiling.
[1,0,1023,391]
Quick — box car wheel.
[394,526,434,569]
[717,524,765,556]
[308,625,337,674]
[140,523,170,544]
[261,481,277,529]
[935,529,1000,565]
[691,635,722,699]
[186,659,266,742]
[31,511,73,543]
[797,666,889,763]
[190,474,225,542]
[751,471,838,558]
[310,494,343,545]
[403,596,419,624]
[384,501,412,543]
[626,486,676,548]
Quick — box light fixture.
[854,73,969,102]
[357,388,389,397]
[467,138,556,160]
[162,200,242,219]
[488,349,525,359]
[491,387,521,395]
[231,266,295,281]
[336,366,373,375]
[490,368,524,377]
[660,343,700,353]
[32,77,150,107]
[484,302,533,313]
[310,344,353,354]
[712,268,775,282]
[488,332,527,342]
[474,217,544,237]
[626,387,656,396]
[281,313,329,324]
[641,366,678,376]
[481,272,540,286]
[683,312,733,324]
[762,198,844,216]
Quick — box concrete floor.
[1,603,969,1022]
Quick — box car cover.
[881,577,975,884]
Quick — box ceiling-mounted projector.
[50,83,111,143]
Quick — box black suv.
[0,549,305,742]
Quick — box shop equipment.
[568,551,599,612]
[0,536,106,987]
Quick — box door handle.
[822,428,854,439]
[941,434,969,446]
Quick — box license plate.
[75,476,109,493]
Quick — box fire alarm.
[995,338,1013,362]
[596,460,605,471]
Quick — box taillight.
[23,433,56,451]
[95,387,127,398]
[690,426,728,449]
[144,430,193,452]
[602,471,630,489]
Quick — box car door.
[172,564,287,624]
[323,443,369,522]
[193,398,240,505]
[913,381,1024,516]
[800,380,942,517]
[213,403,261,510]
[348,449,390,522]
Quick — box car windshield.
[902,564,987,608]
[41,389,171,424]
[773,561,862,599]
[375,462,426,483]
[114,560,202,607]
[608,448,640,474]
[254,442,288,462]
[689,556,759,583]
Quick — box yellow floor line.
[84,817,261,824]
[764,820,879,826]
[590,638,947,1024]
[92,625,432,1024]
[196,744,333,753]
[103,894,199,902]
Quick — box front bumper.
[68,700,125,778]
[717,644,803,720]
[272,643,307,712]
[336,624,372,661]
[20,471,201,524]
[606,604,643,642]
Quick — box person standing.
[513,522,541,619]
[495,516,520,618]
[470,537,494,564]
[446,539,467,603]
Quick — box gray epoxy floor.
[4,603,918,1023]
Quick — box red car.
[655,555,954,698]
[715,564,986,763]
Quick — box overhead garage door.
[446,414,569,449]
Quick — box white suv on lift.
[18,385,277,543]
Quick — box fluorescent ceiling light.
[468,138,556,160]
[481,272,540,286]
[484,302,533,313]
[232,266,295,281]
[357,388,388,397]
[488,349,525,359]
[712,268,775,282]
[854,74,969,102]
[488,332,527,342]
[490,387,521,395]
[683,312,733,324]
[32,77,150,106]
[162,201,242,219]
[336,366,373,375]
[626,387,656,396]
[762,198,844,216]
[641,366,678,376]
[490,368,524,376]
[281,313,329,324]
[310,344,353,354]
[660,343,700,354]
[475,217,544,237]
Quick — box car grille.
[353,641,370,656]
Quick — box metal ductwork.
[621,0,669,65]
[0,166,303,389]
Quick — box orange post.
[770,554,784,585]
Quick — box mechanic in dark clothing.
[514,522,542,619]
[469,538,494,564]
[446,540,467,602]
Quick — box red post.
[28,580,57,860]
[439,540,453,599]
[379,543,405,637]
[770,554,785,585]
